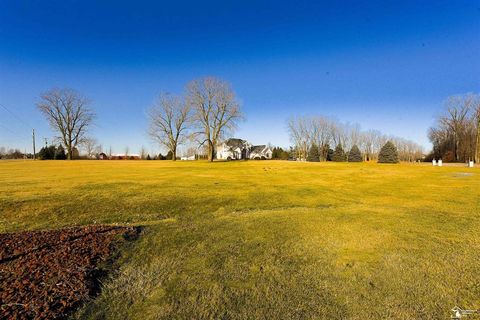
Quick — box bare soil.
[0,225,140,320]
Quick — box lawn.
[1,160,479,319]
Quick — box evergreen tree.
[54,145,67,160]
[326,148,334,161]
[306,143,320,162]
[165,151,173,160]
[332,144,346,162]
[146,154,151,160]
[378,141,399,163]
[348,145,362,162]
[38,145,56,160]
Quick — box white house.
[249,145,273,160]
[216,138,272,160]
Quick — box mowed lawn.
[1,160,480,319]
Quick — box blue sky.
[1,0,479,154]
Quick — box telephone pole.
[32,129,36,160]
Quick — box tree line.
[34,77,243,161]
[428,93,480,163]
[30,76,478,163]
[287,115,423,162]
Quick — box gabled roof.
[251,145,266,153]
[224,138,247,149]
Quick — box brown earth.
[0,225,140,320]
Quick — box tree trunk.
[67,144,73,160]
[172,149,177,161]
[476,119,480,163]
[207,140,214,162]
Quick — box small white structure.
[469,160,474,168]
[180,155,195,161]
[438,159,443,166]
[432,159,437,166]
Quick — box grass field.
[1,160,480,319]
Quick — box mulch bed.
[0,225,140,320]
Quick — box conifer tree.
[54,145,67,160]
[348,145,362,162]
[378,141,399,163]
[306,143,320,162]
[332,144,346,162]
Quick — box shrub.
[348,145,362,162]
[306,143,320,162]
[332,144,346,162]
[378,141,399,163]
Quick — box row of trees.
[35,77,243,161]
[0,147,30,159]
[287,115,423,162]
[304,140,399,163]
[428,93,480,163]
[148,77,243,161]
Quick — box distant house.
[216,138,272,160]
[110,153,141,160]
[249,145,273,160]
[98,152,108,160]
[180,155,196,161]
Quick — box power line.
[0,103,34,130]
[0,123,29,141]
[0,103,37,158]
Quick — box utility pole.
[32,129,36,160]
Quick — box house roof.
[251,145,267,153]
[224,138,246,149]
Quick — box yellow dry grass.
[1,160,479,319]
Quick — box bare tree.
[140,146,148,160]
[430,93,480,162]
[148,93,190,161]
[476,105,480,163]
[187,77,243,161]
[37,88,95,160]
[287,116,311,161]
[81,137,101,159]
[310,116,332,161]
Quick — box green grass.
[1,160,480,319]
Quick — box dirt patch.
[0,225,140,319]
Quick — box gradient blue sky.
[1,0,479,154]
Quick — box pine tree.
[38,145,56,160]
[378,141,399,163]
[306,143,320,162]
[348,145,362,162]
[326,148,334,161]
[54,145,67,160]
[332,144,346,162]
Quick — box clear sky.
[1,0,479,155]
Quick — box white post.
[469,160,474,168]
[438,159,442,167]
[432,159,437,166]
